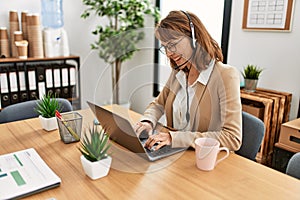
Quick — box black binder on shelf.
[0,66,11,108]
[45,64,54,96]
[53,64,62,98]
[69,64,77,99]
[36,65,46,99]
[60,64,70,99]
[9,66,20,105]
[27,66,38,100]
[18,65,29,102]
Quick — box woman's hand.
[134,121,153,138]
[144,131,172,151]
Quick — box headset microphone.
[180,10,197,125]
[181,10,196,49]
[173,60,188,70]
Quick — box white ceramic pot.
[80,155,112,180]
[39,116,58,131]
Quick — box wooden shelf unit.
[0,55,81,110]
[240,88,292,166]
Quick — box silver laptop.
[87,101,186,161]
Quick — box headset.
[181,10,196,49]
[173,11,197,71]
[173,11,198,125]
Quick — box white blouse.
[172,59,215,130]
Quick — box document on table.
[0,148,61,199]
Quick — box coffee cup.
[195,138,229,171]
[15,40,28,59]
[0,27,8,40]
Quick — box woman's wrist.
[140,120,153,129]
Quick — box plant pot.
[244,79,258,92]
[80,155,112,180]
[39,115,58,131]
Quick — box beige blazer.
[141,61,242,151]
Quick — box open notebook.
[0,148,61,199]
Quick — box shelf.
[0,55,80,64]
[241,88,292,166]
[0,56,81,110]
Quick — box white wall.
[228,1,300,120]
[0,0,299,119]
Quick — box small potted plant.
[35,93,62,131]
[79,125,112,180]
[242,64,263,92]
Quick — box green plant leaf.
[78,125,111,162]
[34,92,62,118]
[242,64,263,80]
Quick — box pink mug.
[195,138,229,171]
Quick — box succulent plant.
[79,125,111,162]
[242,64,263,80]
[35,93,62,118]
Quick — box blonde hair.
[156,10,223,70]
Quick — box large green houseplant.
[81,0,160,104]
[79,125,112,180]
[242,64,263,92]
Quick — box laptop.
[87,101,186,161]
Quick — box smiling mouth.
[173,56,182,63]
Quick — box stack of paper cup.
[14,31,23,58]
[14,31,23,42]
[21,11,28,41]
[9,10,20,58]
[0,27,10,58]
[27,13,44,58]
[15,40,28,59]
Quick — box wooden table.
[1,107,300,200]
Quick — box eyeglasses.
[159,37,185,55]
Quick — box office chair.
[0,98,73,124]
[235,111,265,161]
[286,152,300,179]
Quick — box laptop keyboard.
[139,132,185,159]
[147,145,172,157]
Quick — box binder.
[27,66,37,100]
[53,64,61,97]
[69,65,76,99]
[9,66,19,104]
[18,66,29,102]
[36,65,46,99]
[0,67,10,108]
[45,65,54,96]
[61,65,69,98]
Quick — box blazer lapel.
[165,78,181,127]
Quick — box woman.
[134,10,242,151]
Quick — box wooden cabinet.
[240,88,292,166]
[0,55,81,110]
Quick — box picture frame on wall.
[242,0,294,31]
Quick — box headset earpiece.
[181,10,196,49]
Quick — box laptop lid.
[87,101,146,152]
[87,101,186,161]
